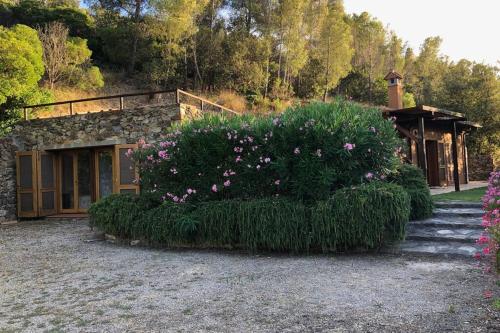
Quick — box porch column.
[451,121,460,192]
[417,116,427,180]
[463,133,469,184]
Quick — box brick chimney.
[384,70,403,109]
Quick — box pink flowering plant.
[476,171,500,270]
[133,99,404,203]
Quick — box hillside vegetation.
[0,0,498,164]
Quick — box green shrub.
[89,183,410,253]
[88,193,161,238]
[311,182,410,252]
[135,99,403,203]
[389,164,433,220]
[192,198,309,251]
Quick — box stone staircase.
[391,201,485,257]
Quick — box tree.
[413,36,447,105]
[437,60,500,161]
[0,24,52,134]
[348,12,387,103]
[314,1,353,101]
[38,21,69,88]
[38,21,104,90]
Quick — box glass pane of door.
[98,151,113,199]
[61,153,74,210]
[78,150,92,210]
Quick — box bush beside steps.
[389,164,434,220]
[89,182,410,253]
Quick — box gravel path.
[0,219,498,332]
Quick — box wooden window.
[113,144,139,195]
[16,151,38,217]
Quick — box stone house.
[0,90,217,222]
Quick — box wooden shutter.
[113,144,139,194]
[37,151,57,216]
[16,151,38,218]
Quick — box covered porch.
[385,105,481,192]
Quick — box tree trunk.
[192,42,203,89]
[128,0,142,75]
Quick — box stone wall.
[0,102,183,222]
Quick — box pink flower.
[147,155,154,161]
[473,252,481,260]
[256,164,261,170]
[173,196,179,202]
[477,235,489,244]
[211,184,218,192]
[158,150,169,160]
[125,148,133,158]
[344,143,355,151]
[294,147,300,155]
[482,247,490,255]
[274,180,280,185]
[224,180,231,187]
[365,172,374,180]
[187,188,194,194]
[234,147,243,153]
[235,156,242,163]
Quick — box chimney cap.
[384,70,403,80]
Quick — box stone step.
[409,216,483,229]
[433,207,484,218]
[390,240,482,257]
[434,201,483,209]
[406,225,483,243]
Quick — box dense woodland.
[0,0,498,161]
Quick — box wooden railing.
[176,89,240,115]
[22,88,240,120]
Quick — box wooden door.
[59,151,78,213]
[425,140,440,186]
[16,151,38,217]
[37,151,57,216]
[114,144,139,194]
[94,148,114,200]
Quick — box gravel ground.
[0,219,499,333]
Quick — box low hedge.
[311,182,410,252]
[89,182,410,252]
[389,164,433,220]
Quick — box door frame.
[58,149,95,213]
[58,150,79,213]
[425,140,440,187]
[94,147,115,201]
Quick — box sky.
[343,0,500,66]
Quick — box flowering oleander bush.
[389,164,433,220]
[89,182,410,252]
[476,171,500,270]
[89,100,413,253]
[134,99,403,203]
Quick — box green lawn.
[432,187,487,202]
